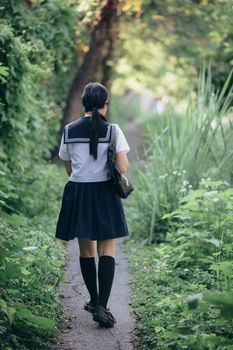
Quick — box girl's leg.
[97,239,116,309]
[77,238,98,305]
[78,237,96,257]
[97,238,116,258]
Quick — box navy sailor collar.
[63,116,111,144]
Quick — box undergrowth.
[125,179,233,350]
[0,163,67,350]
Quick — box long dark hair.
[81,82,109,160]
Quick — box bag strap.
[109,124,117,153]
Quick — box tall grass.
[127,68,233,243]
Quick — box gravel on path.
[52,238,138,350]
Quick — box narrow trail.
[52,121,142,350]
[52,239,138,350]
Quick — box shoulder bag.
[107,124,134,199]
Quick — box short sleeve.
[114,124,130,154]
[58,129,71,161]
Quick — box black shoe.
[93,305,117,328]
[84,299,98,314]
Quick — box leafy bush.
[0,2,81,348]
[126,239,233,350]
[0,0,78,174]
[165,179,233,276]
[125,179,233,349]
[0,164,66,350]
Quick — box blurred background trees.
[1,0,232,168]
[114,0,233,101]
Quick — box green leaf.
[15,306,33,320]
[203,238,221,247]
[203,291,233,307]
[0,211,26,225]
[209,261,233,274]
[0,298,7,309]
[20,267,31,276]
[7,307,16,325]
[203,291,233,319]
[32,316,55,330]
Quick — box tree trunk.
[62,0,122,128]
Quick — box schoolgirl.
[55,82,130,327]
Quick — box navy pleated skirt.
[55,180,129,241]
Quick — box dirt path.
[52,238,138,350]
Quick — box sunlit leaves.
[118,0,233,94]
[122,0,143,13]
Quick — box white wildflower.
[23,246,38,251]
[159,173,169,179]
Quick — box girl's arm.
[116,151,129,174]
[64,160,72,176]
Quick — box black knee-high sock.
[79,257,98,303]
[98,255,115,309]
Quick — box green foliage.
[0,0,78,175]
[119,0,233,94]
[113,27,191,99]
[187,291,233,320]
[0,64,9,83]
[203,291,233,320]
[0,164,67,350]
[126,68,233,243]
[125,240,233,350]
[165,179,233,274]
[0,6,76,348]
[125,179,233,349]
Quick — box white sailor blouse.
[59,117,130,182]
